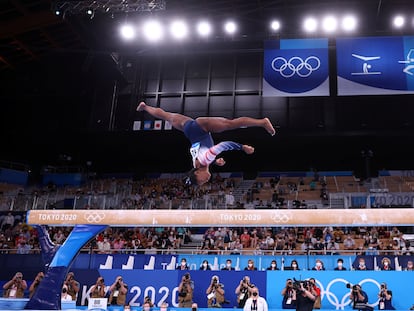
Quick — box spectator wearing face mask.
[267,260,279,271]
[334,258,347,271]
[222,259,235,271]
[243,287,268,311]
[380,257,393,271]
[356,258,370,270]
[311,259,325,271]
[244,259,257,271]
[177,258,189,270]
[199,260,212,271]
[404,260,414,271]
[288,260,300,271]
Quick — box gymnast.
[137,101,276,186]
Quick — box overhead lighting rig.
[52,0,166,15]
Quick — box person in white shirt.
[243,287,268,311]
[61,285,73,301]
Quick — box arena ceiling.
[1,0,413,71]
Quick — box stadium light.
[342,15,357,32]
[170,20,188,40]
[120,24,136,40]
[197,20,212,37]
[270,20,281,32]
[143,20,164,42]
[322,15,338,33]
[224,20,237,35]
[393,15,405,28]
[303,17,318,32]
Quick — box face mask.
[338,263,343,267]
[359,262,365,267]
[316,262,322,267]
[271,263,276,268]
[144,308,150,311]
[227,263,231,267]
[248,263,253,267]
[203,263,207,267]
[160,308,167,311]
[384,262,388,266]
[181,262,186,266]
[292,264,297,268]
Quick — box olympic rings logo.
[270,213,291,223]
[315,278,381,310]
[84,213,106,223]
[271,56,321,78]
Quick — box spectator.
[108,275,128,306]
[177,258,189,270]
[334,258,347,271]
[244,259,257,271]
[3,272,27,298]
[221,259,235,271]
[243,287,268,311]
[404,260,414,271]
[380,257,393,271]
[267,260,280,271]
[356,258,369,270]
[311,259,325,271]
[200,259,212,271]
[288,259,300,271]
[343,235,356,250]
[16,239,31,254]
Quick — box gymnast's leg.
[137,102,192,131]
[196,116,276,136]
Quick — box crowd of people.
[0,209,413,258]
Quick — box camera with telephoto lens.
[292,278,309,292]
[346,283,359,292]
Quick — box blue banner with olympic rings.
[263,39,330,97]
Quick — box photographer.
[3,272,27,298]
[29,271,44,298]
[377,283,395,310]
[349,284,369,310]
[61,285,72,301]
[281,279,296,309]
[292,280,316,311]
[178,273,194,307]
[90,276,106,298]
[206,275,225,308]
[109,275,128,306]
[309,278,321,309]
[64,272,80,301]
[235,276,255,308]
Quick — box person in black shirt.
[292,280,316,311]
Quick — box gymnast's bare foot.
[243,145,255,154]
[264,118,276,136]
[137,102,146,111]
